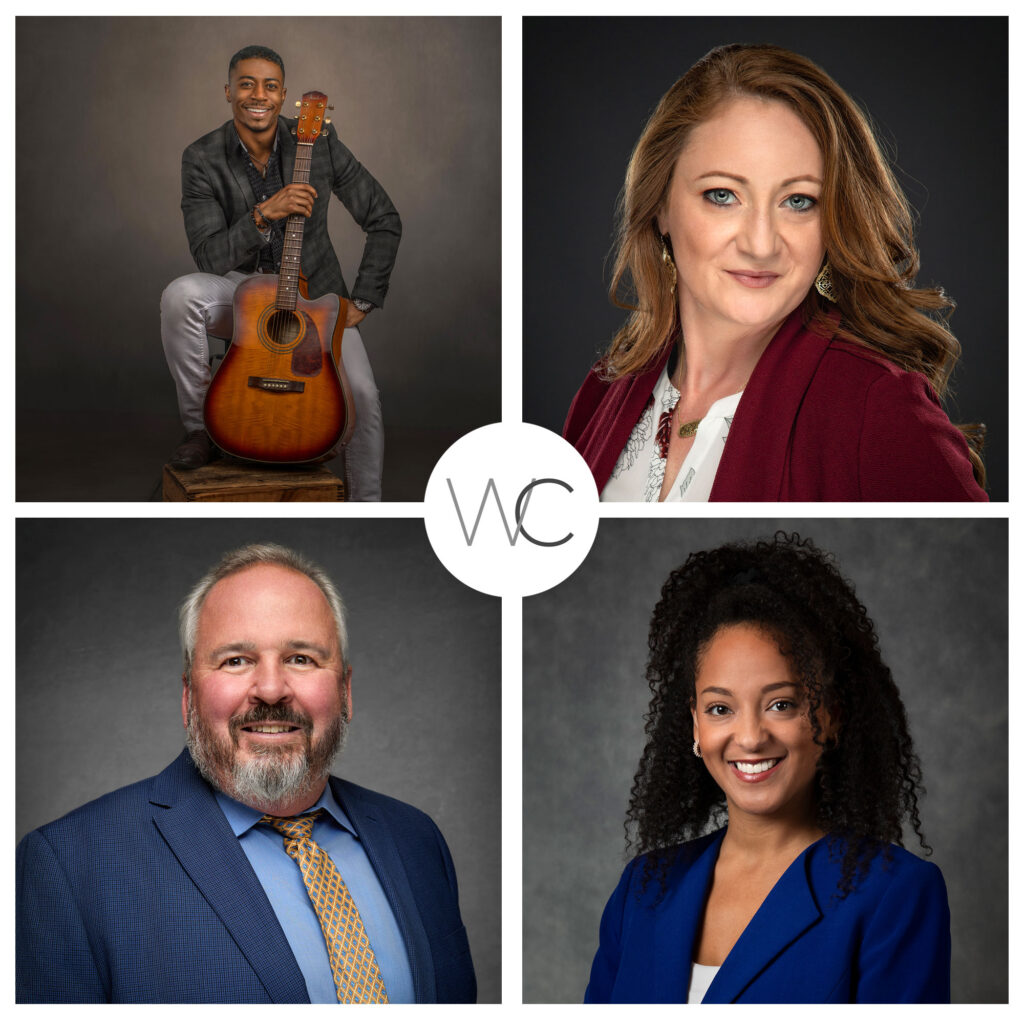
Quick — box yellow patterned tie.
[260,811,389,1003]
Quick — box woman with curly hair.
[585,533,950,1003]
[563,44,987,501]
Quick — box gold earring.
[692,740,702,759]
[661,235,677,295]
[814,260,838,303]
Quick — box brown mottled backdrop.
[16,17,500,500]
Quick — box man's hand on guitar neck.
[257,182,318,222]
[254,181,370,330]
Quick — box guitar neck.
[275,140,315,310]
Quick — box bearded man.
[16,544,475,1003]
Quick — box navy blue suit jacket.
[16,750,476,1003]
[585,830,950,1003]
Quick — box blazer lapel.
[332,779,437,1003]
[222,118,295,216]
[148,751,310,1003]
[704,843,823,1003]
[642,832,725,1002]
[710,310,837,500]
[223,122,258,211]
[581,350,671,492]
[278,117,296,185]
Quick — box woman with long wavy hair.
[584,533,950,1003]
[563,44,987,501]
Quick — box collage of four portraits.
[14,14,1007,1007]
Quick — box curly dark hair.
[626,532,928,899]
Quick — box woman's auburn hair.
[605,43,985,485]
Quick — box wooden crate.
[163,460,345,502]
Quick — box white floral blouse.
[601,364,742,502]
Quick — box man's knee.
[162,274,201,319]
[160,272,234,319]
[162,274,239,347]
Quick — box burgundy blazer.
[563,311,987,501]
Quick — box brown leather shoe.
[169,430,212,470]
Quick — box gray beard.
[185,691,347,808]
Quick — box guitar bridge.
[247,376,305,393]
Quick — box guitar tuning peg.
[295,101,301,107]
[324,118,331,125]
[327,104,334,111]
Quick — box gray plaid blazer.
[180,117,401,305]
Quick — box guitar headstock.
[294,90,333,143]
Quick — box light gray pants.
[160,271,384,501]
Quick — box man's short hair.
[179,543,348,682]
[228,45,285,81]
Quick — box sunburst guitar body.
[203,90,354,464]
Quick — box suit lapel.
[639,832,724,1002]
[223,118,296,215]
[704,842,823,1003]
[332,779,437,1003]
[710,310,837,500]
[279,117,296,185]
[223,122,258,211]
[148,751,310,1003]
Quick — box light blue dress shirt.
[215,785,415,1003]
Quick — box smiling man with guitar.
[160,45,400,500]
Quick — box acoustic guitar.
[203,91,354,464]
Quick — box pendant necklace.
[677,414,702,439]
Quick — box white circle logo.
[423,423,600,597]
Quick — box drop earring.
[814,259,838,303]
[661,235,677,295]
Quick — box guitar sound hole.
[266,310,302,346]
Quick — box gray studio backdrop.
[524,17,1008,499]
[523,519,1007,1003]
[16,519,500,1002]
[16,17,500,501]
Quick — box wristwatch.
[352,298,375,314]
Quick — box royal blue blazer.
[585,829,950,1003]
[16,749,476,1003]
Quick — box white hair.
[179,543,348,682]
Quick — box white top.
[600,363,742,502]
[687,962,720,1004]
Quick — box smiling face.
[658,95,825,340]
[691,623,825,828]
[225,57,285,136]
[182,563,351,814]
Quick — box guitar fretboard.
[275,141,315,310]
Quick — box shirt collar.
[214,779,357,840]
[234,122,280,159]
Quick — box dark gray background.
[523,518,1007,1002]
[524,17,1008,500]
[16,16,500,501]
[16,519,501,1002]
